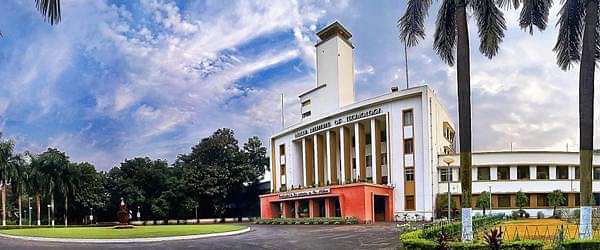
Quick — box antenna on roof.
[280,93,285,129]
[404,42,409,89]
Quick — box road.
[0,223,400,250]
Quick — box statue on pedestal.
[114,197,134,229]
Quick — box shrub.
[483,228,503,250]
[401,238,438,250]
[448,241,487,250]
[562,239,600,250]
[502,240,543,250]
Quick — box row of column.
[301,118,385,186]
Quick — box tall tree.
[548,189,566,218]
[552,0,599,239]
[476,191,491,215]
[399,0,508,240]
[38,148,70,226]
[10,154,28,226]
[26,153,46,226]
[0,139,16,226]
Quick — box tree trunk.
[18,194,22,226]
[578,0,598,240]
[2,182,6,227]
[51,191,55,227]
[64,193,67,227]
[36,193,41,226]
[579,0,597,209]
[456,0,473,241]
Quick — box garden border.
[0,226,251,243]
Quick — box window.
[517,166,530,180]
[557,166,569,180]
[301,99,311,107]
[536,166,549,180]
[440,169,453,182]
[366,134,371,145]
[381,153,387,165]
[405,167,415,181]
[537,194,548,207]
[403,110,413,126]
[366,155,372,167]
[404,139,414,154]
[302,111,311,118]
[497,166,510,180]
[381,130,387,142]
[595,193,600,206]
[575,193,580,207]
[405,195,415,210]
[594,167,600,180]
[575,166,580,179]
[477,167,490,181]
[498,195,511,208]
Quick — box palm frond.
[519,0,553,33]
[35,0,61,25]
[434,0,457,65]
[554,0,585,70]
[471,0,507,59]
[398,0,433,47]
[496,0,521,9]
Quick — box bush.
[448,241,487,249]
[502,240,544,250]
[562,239,600,250]
[401,238,438,250]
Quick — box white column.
[490,166,498,181]
[302,138,307,187]
[472,167,477,181]
[510,166,517,180]
[354,123,361,180]
[550,165,557,180]
[385,113,391,185]
[313,134,319,184]
[326,131,332,184]
[530,166,537,180]
[340,127,347,184]
[370,119,378,184]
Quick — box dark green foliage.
[562,239,600,250]
[435,230,451,250]
[448,241,487,250]
[502,240,543,250]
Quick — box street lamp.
[488,185,492,215]
[195,204,199,223]
[137,206,140,221]
[89,208,94,225]
[47,204,51,226]
[443,157,455,221]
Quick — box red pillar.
[282,202,290,218]
[295,200,300,218]
[309,199,316,217]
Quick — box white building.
[260,21,584,223]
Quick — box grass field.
[0,224,247,239]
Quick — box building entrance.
[374,195,387,222]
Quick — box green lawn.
[0,224,247,239]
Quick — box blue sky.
[0,1,596,170]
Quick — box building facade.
[259,22,456,223]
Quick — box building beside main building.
[259,21,598,223]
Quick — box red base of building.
[260,183,394,224]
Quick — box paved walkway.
[0,223,400,249]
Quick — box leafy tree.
[436,194,457,218]
[25,153,47,226]
[516,191,529,211]
[548,190,566,218]
[180,129,267,219]
[0,139,17,226]
[476,191,491,216]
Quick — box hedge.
[562,239,600,250]
[254,217,358,225]
[502,240,544,250]
[401,238,438,250]
[448,241,487,249]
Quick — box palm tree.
[60,164,77,227]
[399,0,549,240]
[552,0,599,239]
[39,148,69,227]
[10,154,29,226]
[26,153,46,226]
[0,139,17,226]
[1,0,62,38]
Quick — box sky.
[0,0,597,172]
